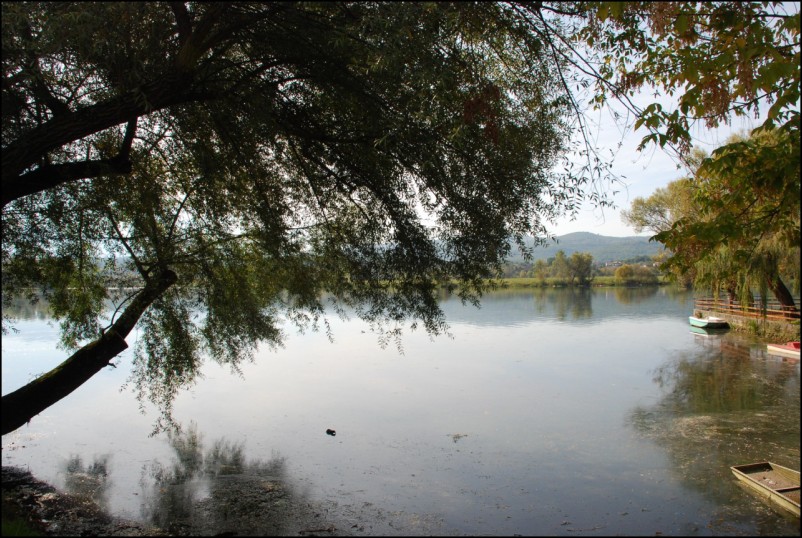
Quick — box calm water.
[2,287,800,536]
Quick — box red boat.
[766,341,801,360]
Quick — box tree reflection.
[142,425,204,531]
[2,294,52,321]
[612,286,658,304]
[627,336,800,531]
[531,287,592,320]
[62,454,111,511]
[651,352,788,414]
[140,422,308,536]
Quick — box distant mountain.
[507,232,663,264]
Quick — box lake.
[2,286,800,536]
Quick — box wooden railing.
[694,297,800,321]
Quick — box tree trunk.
[767,273,799,319]
[1,269,177,436]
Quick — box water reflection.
[139,422,308,536]
[4,287,799,536]
[62,454,112,511]
[530,287,593,320]
[627,333,800,532]
[3,285,690,333]
[2,294,52,322]
[441,286,689,327]
[650,348,795,414]
[612,286,660,304]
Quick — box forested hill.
[508,232,663,264]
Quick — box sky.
[545,98,769,238]
[541,0,801,239]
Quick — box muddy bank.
[3,466,165,536]
[2,466,457,536]
[2,465,344,536]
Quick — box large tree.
[621,174,697,287]
[576,1,799,310]
[567,1,799,159]
[623,130,800,311]
[2,2,610,435]
[4,2,799,436]
[567,251,593,285]
[567,1,800,265]
[661,130,800,311]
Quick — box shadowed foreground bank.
[2,466,164,536]
[1,466,458,536]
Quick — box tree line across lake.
[500,251,661,286]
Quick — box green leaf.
[674,13,690,34]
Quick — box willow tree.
[566,1,799,313]
[2,2,612,435]
[623,130,800,311]
[665,130,800,312]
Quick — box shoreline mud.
[2,465,454,536]
[2,465,166,536]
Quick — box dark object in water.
[326,428,336,436]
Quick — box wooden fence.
[694,297,800,322]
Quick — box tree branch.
[119,118,138,160]
[170,1,192,46]
[4,158,134,206]
[2,72,197,207]
[1,268,177,435]
[6,117,140,205]
[18,20,71,117]
[174,2,229,72]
